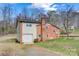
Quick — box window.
[53,30,55,32]
[47,35,48,37]
[39,35,41,37]
[26,24,32,27]
[38,34,42,38]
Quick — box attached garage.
[22,34,33,44]
[16,20,40,44]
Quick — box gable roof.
[49,24,62,31]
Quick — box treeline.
[0,4,16,35]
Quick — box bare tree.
[47,11,59,25]
[47,4,74,37]
[1,4,14,34]
[1,5,7,34]
[21,7,29,20]
[59,4,73,37]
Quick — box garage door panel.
[22,34,33,44]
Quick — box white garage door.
[22,34,33,44]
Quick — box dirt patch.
[0,47,15,56]
[0,43,16,56]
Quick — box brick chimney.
[40,15,47,41]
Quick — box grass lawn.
[69,29,79,33]
[35,37,79,56]
[74,29,79,33]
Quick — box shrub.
[34,39,39,43]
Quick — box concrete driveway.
[0,34,63,56]
[25,45,63,56]
[15,45,63,56]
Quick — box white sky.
[32,3,57,11]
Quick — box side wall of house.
[37,23,60,41]
[46,24,60,39]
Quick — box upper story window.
[47,35,48,37]
[26,24,32,27]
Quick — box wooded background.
[0,4,79,36]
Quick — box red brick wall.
[37,22,60,41]
[46,24,60,39]
[37,25,41,41]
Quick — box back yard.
[35,37,79,56]
[0,34,79,56]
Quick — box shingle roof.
[17,19,40,23]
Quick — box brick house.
[16,16,60,44]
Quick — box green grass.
[69,29,79,33]
[35,37,79,56]
[74,29,79,32]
